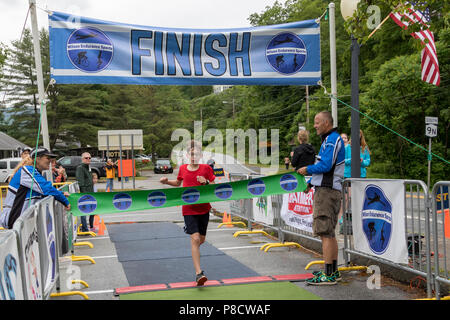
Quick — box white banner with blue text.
[49,11,321,85]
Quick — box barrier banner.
[36,198,57,297]
[252,196,274,226]
[13,208,42,300]
[68,172,307,216]
[49,11,321,85]
[0,230,24,300]
[280,188,314,233]
[351,181,408,264]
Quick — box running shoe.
[306,271,337,286]
[196,270,207,286]
[312,270,342,281]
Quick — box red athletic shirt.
[177,164,216,215]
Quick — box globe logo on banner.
[248,179,266,196]
[266,32,307,75]
[147,191,167,207]
[77,195,97,214]
[113,193,132,210]
[182,188,200,203]
[361,185,393,255]
[280,174,298,191]
[46,206,56,281]
[67,27,113,72]
[215,184,233,200]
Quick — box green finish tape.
[68,172,307,216]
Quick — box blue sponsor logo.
[147,191,167,207]
[266,32,307,75]
[113,193,132,210]
[247,179,266,196]
[77,194,97,214]
[67,27,113,72]
[215,184,233,200]
[280,174,298,191]
[182,188,200,204]
[361,185,393,255]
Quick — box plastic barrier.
[342,178,434,298]
[0,229,24,300]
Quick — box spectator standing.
[104,159,117,192]
[290,130,316,171]
[76,152,94,233]
[297,111,345,285]
[344,130,371,178]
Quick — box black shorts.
[183,212,210,236]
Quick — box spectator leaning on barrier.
[76,152,94,232]
[0,147,71,229]
[297,111,345,286]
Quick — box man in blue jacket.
[0,147,71,229]
[298,111,345,285]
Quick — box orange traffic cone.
[93,215,100,232]
[222,211,228,224]
[98,218,106,236]
[225,211,233,228]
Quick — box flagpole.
[367,12,392,39]
[29,0,50,151]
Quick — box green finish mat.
[119,281,321,300]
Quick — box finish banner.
[68,172,307,216]
[49,11,321,85]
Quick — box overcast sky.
[1,0,279,45]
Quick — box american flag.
[390,2,440,86]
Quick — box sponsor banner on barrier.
[280,188,314,233]
[68,172,307,216]
[252,196,273,226]
[0,230,24,300]
[351,181,408,264]
[37,198,57,297]
[16,209,42,300]
[48,11,321,85]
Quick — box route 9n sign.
[425,124,437,138]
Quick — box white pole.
[329,2,338,127]
[29,0,50,150]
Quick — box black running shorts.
[183,212,210,236]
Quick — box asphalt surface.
[51,166,429,301]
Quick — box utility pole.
[29,0,50,151]
[329,2,338,127]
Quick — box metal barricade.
[431,181,450,299]
[228,173,253,226]
[342,178,433,298]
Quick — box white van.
[0,158,22,183]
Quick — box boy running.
[160,140,215,286]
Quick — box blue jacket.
[344,145,371,178]
[307,128,345,191]
[0,165,70,229]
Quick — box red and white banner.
[280,188,314,233]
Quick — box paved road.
[52,166,428,301]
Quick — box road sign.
[425,116,438,124]
[425,124,438,138]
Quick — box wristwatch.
[204,180,210,185]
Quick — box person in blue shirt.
[344,130,371,178]
[0,147,71,229]
[297,111,345,285]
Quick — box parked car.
[0,157,22,183]
[135,154,151,164]
[57,156,106,178]
[154,159,173,174]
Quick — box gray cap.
[30,147,58,158]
